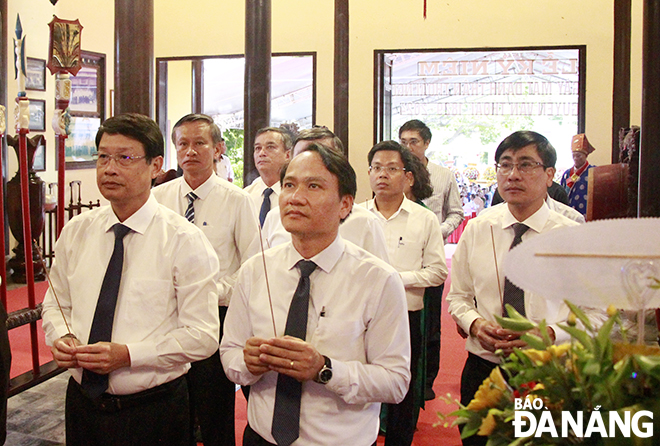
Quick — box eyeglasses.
[495,161,546,175]
[400,138,423,147]
[369,165,406,175]
[93,153,148,167]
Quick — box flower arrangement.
[442,302,660,446]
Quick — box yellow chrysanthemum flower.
[477,409,499,436]
[467,367,507,411]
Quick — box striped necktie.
[502,223,529,316]
[185,192,198,223]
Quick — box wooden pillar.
[115,0,154,116]
[638,0,660,217]
[1,0,8,257]
[334,0,349,154]
[612,0,631,163]
[192,60,203,114]
[244,0,271,185]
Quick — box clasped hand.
[51,336,131,375]
[470,319,555,355]
[243,335,324,382]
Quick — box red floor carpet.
[9,254,467,446]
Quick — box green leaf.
[583,359,601,375]
[520,333,547,350]
[564,300,593,331]
[635,355,660,379]
[557,324,593,350]
[495,313,535,332]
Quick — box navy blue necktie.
[271,260,317,446]
[259,188,274,227]
[185,192,198,223]
[503,223,529,316]
[81,223,131,398]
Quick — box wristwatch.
[315,355,332,384]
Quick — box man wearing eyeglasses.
[361,141,447,446]
[42,114,221,445]
[447,130,579,446]
[399,119,462,402]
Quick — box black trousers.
[424,284,444,391]
[459,353,498,446]
[0,302,10,445]
[187,305,236,446]
[385,310,422,446]
[65,375,190,446]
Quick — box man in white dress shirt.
[42,114,221,446]
[153,113,260,446]
[399,119,463,400]
[361,141,447,446]
[244,127,292,226]
[447,130,579,446]
[262,127,390,262]
[221,144,411,446]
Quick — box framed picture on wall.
[60,116,101,170]
[34,138,46,172]
[28,99,46,132]
[26,57,47,91]
[69,51,106,119]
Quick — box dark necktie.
[81,223,131,398]
[259,187,274,227]
[502,223,530,316]
[271,260,317,446]
[185,192,198,223]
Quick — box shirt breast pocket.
[116,278,174,336]
[392,240,425,272]
[313,317,366,362]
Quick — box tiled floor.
[6,372,67,446]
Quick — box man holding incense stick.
[220,144,411,446]
[447,130,578,446]
[42,114,220,446]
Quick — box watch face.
[320,368,332,383]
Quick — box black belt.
[76,375,185,413]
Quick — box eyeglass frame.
[93,152,149,167]
[495,160,547,175]
[369,165,407,175]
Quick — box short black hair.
[399,119,432,143]
[171,113,223,145]
[407,152,433,201]
[367,140,417,173]
[494,130,557,168]
[281,142,356,199]
[96,113,163,161]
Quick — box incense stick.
[257,225,277,337]
[33,239,74,336]
[535,253,660,259]
[490,226,503,310]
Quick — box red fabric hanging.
[424,0,427,18]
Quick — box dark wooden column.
[115,0,154,116]
[244,0,271,185]
[334,0,349,154]
[1,0,8,256]
[638,0,660,217]
[192,60,203,114]
[612,0,631,163]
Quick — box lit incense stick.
[33,239,74,336]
